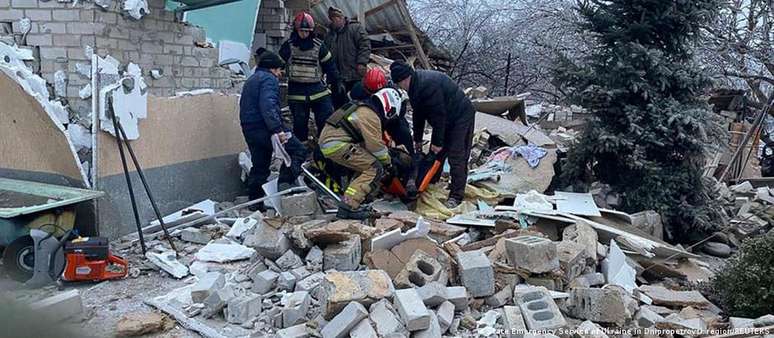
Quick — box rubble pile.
[99,175,774,338]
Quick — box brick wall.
[1,0,238,121]
[254,0,290,52]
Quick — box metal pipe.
[116,121,178,254]
[301,162,342,203]
[110,109,146,254]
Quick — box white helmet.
[374,87,403,120]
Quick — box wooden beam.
[395,0,431,68]
[365,0,397,18]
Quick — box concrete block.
[502,305,527,338]
[244,222,291,259]
[276,250,304,271]
[246,260,267,280]
[320,270,395,319]
[557,240,588,281]
[305,246,323,269]
[350,318,377,338]
[323,235,361,271]
[252,270,279,294]
[369,299,408,337]
[25,9,53,21]
[730,317,755,329]
[282,291,311,328]
[280,191,318,217]
[52,9,80,21]
[320,301,368,338]
[513,286,566,331]
[274,324,311,338]
[576,320,609,338]
[414,311,441,338]
[145,250,188,278]
[436,301,454,333]
[635,306,664,328]
[417,281,448,307]
[486,284,513,307]
[25,34,53,46]
[225,294,261,324]
[276,324,310,338]
[446,286,468,311]
[570,272,605,288]
[180,227,211,244]
[29,289,83,322]
[456,250,495,298]
[290,266,311,280]
[278,271,297,291]
[394,250,446,288]
[754,314,774,327]
[505,236,559,273]
[394,288,431,331]
[295,272,325,297]
[191,272,225,303]
[202,285,236,318]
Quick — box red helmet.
[294,12,315,32]
[363,68,387,93]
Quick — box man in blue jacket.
[240,50,308,209]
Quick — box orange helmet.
[363,68,387,93]
[294,12,315,32]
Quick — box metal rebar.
[111,109,147,254]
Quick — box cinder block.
[635,306,664,328]
[278,271,297,291]
[24,9,52,21]
[276,250,304,271]
[394,288,431,331]
[445,286,468,311]
[244,222,291,259]
[369,300,408,337]
[320,270,394,319]
[180,227,211,244]
[436,301,454,333]
[414,311,441,338]
[225,294,261,324]
[485,284,513,307]
[557,240,588,281]
[323,235,361,271]
[294,271,325,296]
[52,9,79,21]
[569,287,629,325]
[320,301,368,338]
[191,272,225,303]
[11,0,38,8]
[513,286,566,331]
[456,250,495,298]
[416,281,447,307]
[25,34,53,47]
[276,324,310,338]
[350,318,377,338]
[290,266,310,280]
[280,191,318,217]
[394,250,446,288]
[502,305,527,338]
[202,285,236,318]
[282,291,311,328]
[252,270,279,294]
[505,236,559,273]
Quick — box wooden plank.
[365,0,395,18]
[395,0,431,68]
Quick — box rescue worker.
[390,61,476,208]
[350,69,417,198]
[239,50,308,210]
[318,89,402,219]
[279,12,341,145]
[324,6,371,109]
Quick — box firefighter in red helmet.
[279,12,342,147]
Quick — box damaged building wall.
[95,93,246,239]
[0,72,85,187]
[1,0,238,122]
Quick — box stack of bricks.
[255,0,290,52]
[0,0,238,120]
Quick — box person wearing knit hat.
[324,5,371,109]
[239,48,307,210]
[391,60,476,209]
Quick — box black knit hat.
[390,61,414,83]
[258,50,285,69]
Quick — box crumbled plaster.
[0,42,91,186]
[54,70,67,97]
[98,60,148,140]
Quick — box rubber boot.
[405,178,418,200]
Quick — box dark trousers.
[384,117,418,180]
[242,126,308,201]
[445,117,475,201]
[288,95,334,143]
[332,80,359,110]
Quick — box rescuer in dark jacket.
[279,12,341,145]
[324,6,371,108]
[390,61,476,208]
[239,50,308,209]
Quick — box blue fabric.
[514,144,548,168]
[239,68,286,133]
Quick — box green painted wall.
[167,0,261,47]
